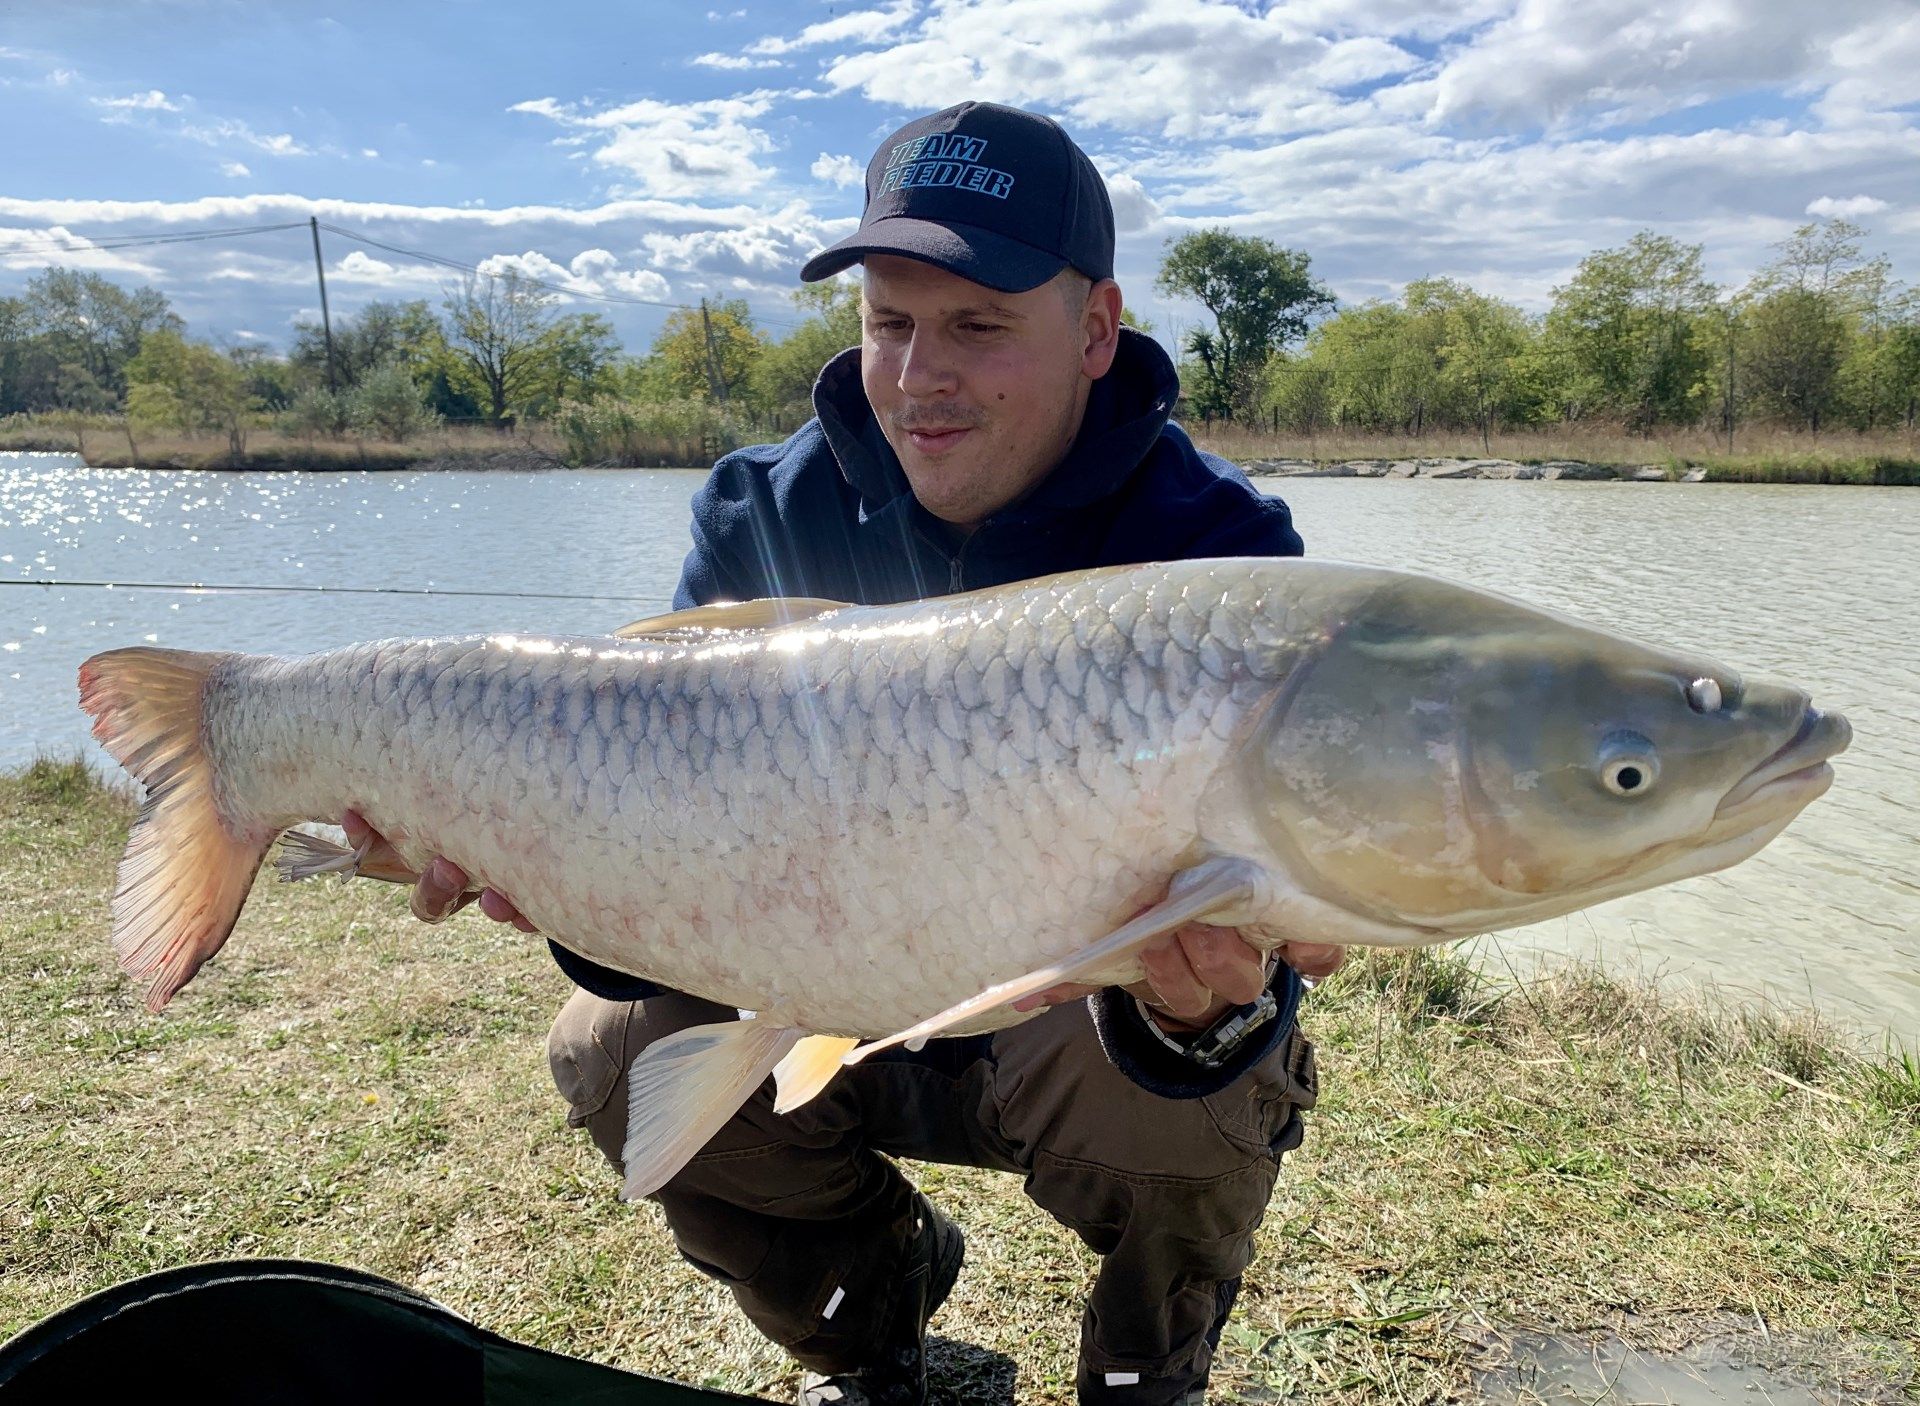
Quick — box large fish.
[78,558,1849,1196]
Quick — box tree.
[1738,221,1891,434]
[528,313,622,412]
[1407,278,1540,446]
[442,271,556,424]
[124,329,259,464]
[749,281,862,414]
[292,298,446,393]
[24,267,180,403]
[647,298,763,404]
[1156,229,1333,421]
[1544,232,1716,429]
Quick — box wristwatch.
[1134,988,1282,1070]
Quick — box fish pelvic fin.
[619,1019,804,1201]
[772,1035,860,1115]
[274,828,421,887]
[844,856,1276,1067]
[77,647,273,1013]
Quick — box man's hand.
[1011,916,1345,1032]
[340,810,538,933]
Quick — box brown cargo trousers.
[548,988,1318,1404]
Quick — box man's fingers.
[1280,941,1346,981]
[410,857,473,924]
[1178,924,1268,1005]
[1139,935,1216,1020]
[479,887,539,934]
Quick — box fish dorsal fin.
[615,597,850,641]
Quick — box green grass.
[1,761,1913,1402]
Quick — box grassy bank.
[9,413,1920,483]
[1,758,1914,1402]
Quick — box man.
[349,101,1341,1405]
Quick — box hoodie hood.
[811,326,1183,526]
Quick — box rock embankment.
[1241,457,1706,482]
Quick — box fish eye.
[1598,732,1659,798]
[1686,677,1723,713]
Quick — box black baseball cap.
[799,101,1115,294]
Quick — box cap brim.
[799,216,1068,293]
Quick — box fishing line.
[0,577,668,605]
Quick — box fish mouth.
[1716,705,1852,819]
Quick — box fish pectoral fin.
[772,1035,860,1115]
[615,596,851,641]
[844,856,1275,1067]
[273,829,422,886]
[619,1019,804,1202]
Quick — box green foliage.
[551,396,740,467]
[441,271,557,423]
[747,281,860,416]
[346,360,440,442]
[1544,232,1717,428]
[1157,228,1334,420]
[124,328,259,462]
[0,267,180,415]
[1260,280,1544,438]
[290,298,447,393]
[647,298,765,405]
[284,386,352,439]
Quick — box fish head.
[1248,572,1852,937]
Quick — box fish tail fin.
[78,647,272,1012]
[618,1019,803,1201]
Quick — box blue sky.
[4,0,1916,355]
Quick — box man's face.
[860,254,1120,530]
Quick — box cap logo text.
[879,133,1015,199]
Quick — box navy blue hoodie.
[550,328,1306,1096]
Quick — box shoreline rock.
[1241,456,1662,482]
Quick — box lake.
[3,451,1915,1045]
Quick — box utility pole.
[309,216,339,394]
[698,298,728,403]
[1724,318,1735,455]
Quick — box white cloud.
[0,224,157,275]
[692,53,784,70]
[47,68,75,86]
[176,117,311,156]
[475,247,673,302]
[638,200,840,285]
[219,160,250,178]
[1429,0,1907,132]
[361,147,380,158]
[810,152,863,187]
[747,2,917,55]
[1807,195,1890,218]
[818,0,1419,138]
[95,89,180,112]
[511,92,784,197]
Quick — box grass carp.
[77,558,1850,1197]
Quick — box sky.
[2,0,1917,356]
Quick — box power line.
[3,218,807,329]
[316,220,805,328]
[0,222,309,257]
[0,577,669,606]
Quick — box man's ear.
[1082,279,1123,380]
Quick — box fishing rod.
[0,577,668,606]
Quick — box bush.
[553,396,742,467]
[283,387,352,440]
[346,362,439,443]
